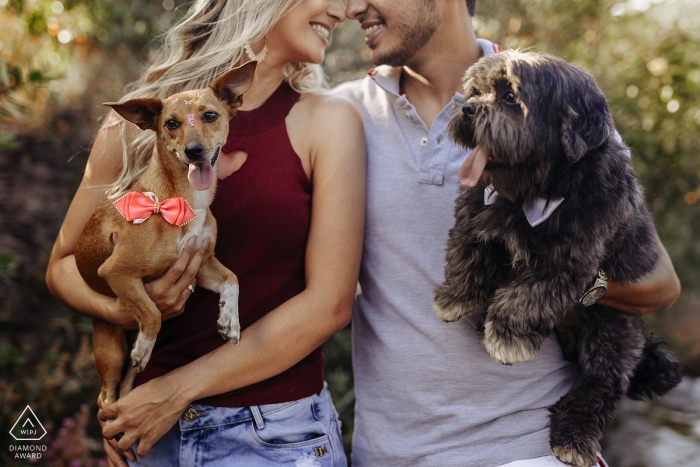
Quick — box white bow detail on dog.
[484,185,565,227]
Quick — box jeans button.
[183,407,198,422]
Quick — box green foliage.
[0,252,19,283]
[1,329,103,466]
[323,325,355,452]
[0,123,19,148]
[1,0,188,50]
[43,405,107,467]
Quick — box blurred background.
[0,0,699,465]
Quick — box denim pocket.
[250,398,331,449]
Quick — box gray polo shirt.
[333,39,576,467]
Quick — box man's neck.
[399,9,482,129]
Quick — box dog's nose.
[185,143,206,160]
[463,104,477,117]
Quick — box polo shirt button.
[420,137,427,147]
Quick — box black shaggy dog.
[433,50,682,466]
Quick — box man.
[333,1,680,466]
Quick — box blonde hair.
[105,0,327,198]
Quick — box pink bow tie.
[113,191,197,226]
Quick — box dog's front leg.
[434,238,508,322]
[197,257,240,344]
[99,260,162,373]
[435,186,513,322]
[483,271,581,364]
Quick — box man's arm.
[598,234,680,315]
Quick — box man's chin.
[370,47,413,67]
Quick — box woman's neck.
[238,60,286,111]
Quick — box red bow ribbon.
[113,192,197,226]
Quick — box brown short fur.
[75,62,257,409]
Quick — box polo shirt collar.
[367,38,502,98]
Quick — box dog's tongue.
[188,162,215,191]
[458,145,489,187]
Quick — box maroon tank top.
[136,82,324,406]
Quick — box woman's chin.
[299,50,325,65]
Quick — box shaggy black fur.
[434,50,682,467]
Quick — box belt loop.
[250,405,265,430]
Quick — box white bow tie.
[484,185,565,227]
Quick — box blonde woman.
[46,1,364,466]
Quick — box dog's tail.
[626,335,683,400]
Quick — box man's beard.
[373,0,440,66]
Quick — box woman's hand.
[108,236,210,329]
[144,236,209,319]
[98,416,135,467]
[99,373,189,458]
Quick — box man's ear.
[104,99,163,131]
[559,71,614,162]
[209,61,258,110]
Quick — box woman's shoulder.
[286,90,365,171]
[295,91,361,126]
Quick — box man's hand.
[598,235,680,315]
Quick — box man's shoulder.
[332,69,402,122]
[331,73,382,102]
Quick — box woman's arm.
[46,122,207,328]
[598,234,680,315]
[100,96,367,457]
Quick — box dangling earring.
[244,40,268,62]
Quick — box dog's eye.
[203,111,219,123]
[469,88,482,98]
[165,119,180,131]
[503,91,517,104]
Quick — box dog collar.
[484,185,565,227]
[114,191,202,227]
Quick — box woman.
[45,1,365,466]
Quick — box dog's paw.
[130,334,156,373]
[551,443,599,467]
[482,320,540,364]
[433,301,473,323]
[217,286,240,344]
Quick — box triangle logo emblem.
[9,406,47,441]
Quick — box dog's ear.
[209,61,258,110]
[104,99,163,131]
[559,75,613,162]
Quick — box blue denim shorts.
[129,384,346,467]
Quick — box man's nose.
[345,0,369,21]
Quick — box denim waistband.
[178,398,303,431]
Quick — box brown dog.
[74,61,257,408]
